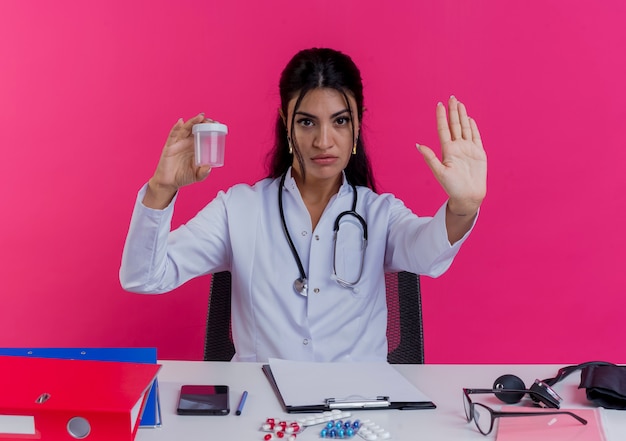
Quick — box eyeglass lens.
[463,392,472,421]
[473,403,494,435]
[463,391,493,435]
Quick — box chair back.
[385,271,424,364]
[204,271,424,363]
[203,271,235,361]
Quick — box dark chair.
[384,271,424,364]
[203,271,236,362]
[204,271,424,364]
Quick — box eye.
[297,118,314,127]
[335,116,351,126]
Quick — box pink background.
[1,0,624,363]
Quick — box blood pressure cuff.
[579,364,626,410]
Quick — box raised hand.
[417,96,487,217]
[144,113,213,209]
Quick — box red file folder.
[0,355,161,441]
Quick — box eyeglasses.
[463,388,588,435]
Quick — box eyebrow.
[294,109,351,119]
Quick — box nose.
[313,124,333,149]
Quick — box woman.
[120,48,487,362]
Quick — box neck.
[290,169,343,231]
[291,170,342,206]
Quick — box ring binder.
[0,348,162,428]
[0,355,160,440]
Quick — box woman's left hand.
[417,96,487,216]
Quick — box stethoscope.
[278,172,368,297]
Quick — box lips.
[311,155,338,165]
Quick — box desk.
[136,361,626,440]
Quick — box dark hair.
[266,48,377,191]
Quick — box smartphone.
[176,385,230,415]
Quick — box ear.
[278,108,286,126]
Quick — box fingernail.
[437,101,443,106]
[450,95,456,99]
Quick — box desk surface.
[136,361,626,440]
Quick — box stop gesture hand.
[417,96,487,218]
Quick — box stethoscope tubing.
[278,172,367,296]
[278,172,307,283]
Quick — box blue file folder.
[0,347,162,428]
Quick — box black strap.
[542,361,617,387]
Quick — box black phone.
[176,385,230,415]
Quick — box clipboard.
[0,348,162,428]
[262,360,436,413]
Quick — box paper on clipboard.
[267,358,433,409]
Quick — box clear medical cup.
[193,122,228,167]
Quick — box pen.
[236,390,248,415]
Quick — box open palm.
[418,96,487,216]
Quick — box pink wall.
[1,0,625,363]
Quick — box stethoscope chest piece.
[293,277,308,297]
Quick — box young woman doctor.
[120,48,487,362]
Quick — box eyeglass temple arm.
[464,388,559,404]
[490,410,588,425]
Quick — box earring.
[287,137,293,154]
[352,143,357,155]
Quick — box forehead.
[288,87,356,114]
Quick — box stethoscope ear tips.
[493,374,526,404]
